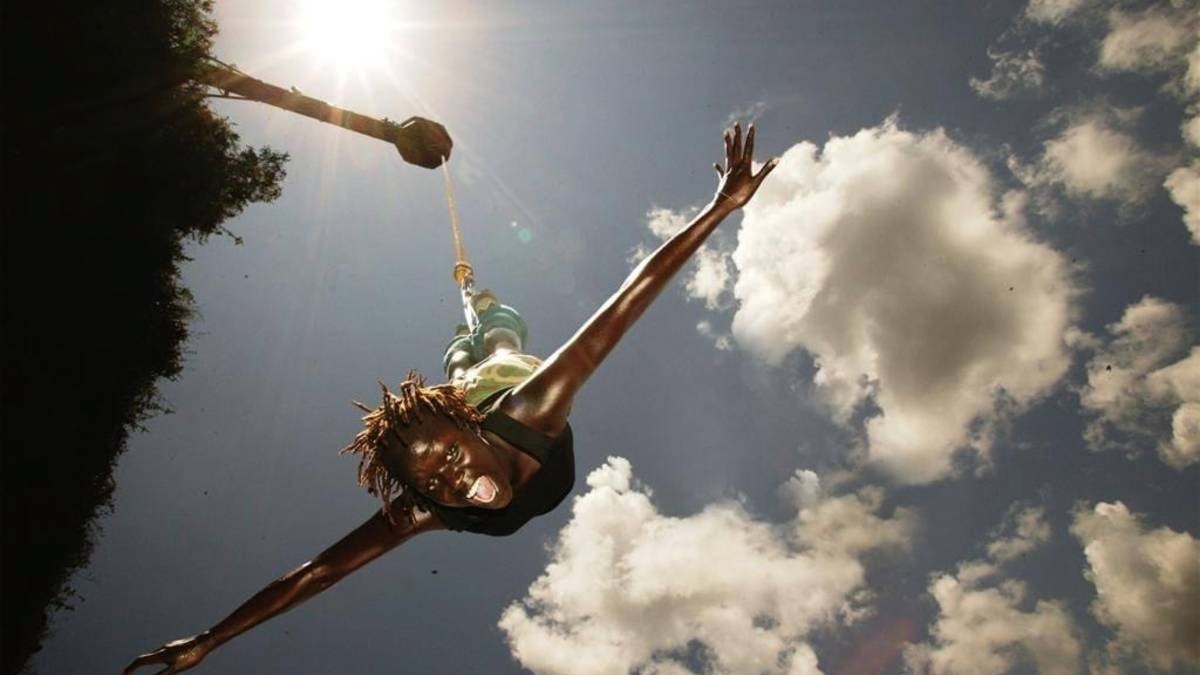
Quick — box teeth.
[467,478,480,500]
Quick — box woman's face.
[391,414,513,509]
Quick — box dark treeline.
[2,2,287,673]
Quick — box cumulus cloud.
[1187,41,1200,97]
[685,247,733,310]
[904,571,1082,675]
[1097,7,1198,75]
[725,100,769,128]
[499,458,916,675]
[646,206,692,240]
[696,320,733,351]
[726,119,1077,484]
[1149,350,1200,467]
[1090,4,1200,241]
[641,206,735,309]
[970,48,1046,100]
[1079,296,1200,469]
[905,505,1081,675]
[997,2,1199,234]
[1071,501,1200,671]
[1185,113,1200,147]
[985,504,1051,563]
[1019,109,1172,204]
[1001,0,1199,239]
[1024,0,1090,25]
[1166,160,1200,245]
[1170,39,1200,244]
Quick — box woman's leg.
[442,328,477,381]
[441,290,528,379]
[473,290,525,357]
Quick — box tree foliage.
[2,1,287,672]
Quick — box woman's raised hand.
[123,633,213,674]
[713,122,778,210]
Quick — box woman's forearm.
[507,125,774,431]
[499,200,734,433]
[509,199,736,430]
[200,560,334,648]
[201,506,431,649]
[573,198,736,367]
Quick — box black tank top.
[430,405,575,537]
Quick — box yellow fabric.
[452,351,542,408]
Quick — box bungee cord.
[440,155,479,332]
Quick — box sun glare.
[297,0,399,72]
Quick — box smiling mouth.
[466,476,498,504]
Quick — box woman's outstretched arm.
[504,124,777,434]
[123,504,444,674]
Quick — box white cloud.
[985,505,1051,564]
[1079,296,1200,469]
[646,206,691,240]
[1184,113,1200,147]
[727,119,1077,484]
[1026,112,1171,203]
[1089,5,1200,242]
[904,571,1082,675]
[1024,0,1089,25]
[1186,41,1200,97]
[696,320,734,351]
[725,100,769,128]
[626,242,652,266]
[1165,161,1200,245]
[1097,8,1198,75]
[685,247,733,310]
[1005,2,1198,239]
[1147,348,1200,468]
[1071,502,1200,671]
[905,506,1081,675]
[643,206,735,309]
[499,459,916,675]
[970,48,1046,100]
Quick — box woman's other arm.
[123,504,444,674]
[505,124,777,434]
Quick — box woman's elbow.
[294,561,340,593]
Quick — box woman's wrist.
[196,630,220,649]
[708,194,739,217]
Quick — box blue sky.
[34,1,1198,674]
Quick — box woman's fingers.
[714,162,724,177]
[124,654,152,674]
[722,122,757,172]
[732,122,742,165]
[124,650,168,675]
[753,157,780,185]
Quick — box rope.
[440,156,473,286]
[440,156,478,332]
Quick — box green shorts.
[441,301,529,374]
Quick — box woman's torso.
[435,352,575,536]
[452,351,543,408]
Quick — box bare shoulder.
[369,498,447,546]
[493,371,573,439]
[402,500,449,536]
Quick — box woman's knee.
[482,326,522,355]
[444,348,476,379]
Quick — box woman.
[125,124,778,674]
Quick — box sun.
[296,0,400,72]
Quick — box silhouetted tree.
[3,2,286,672]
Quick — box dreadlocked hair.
[340,370,484,526]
